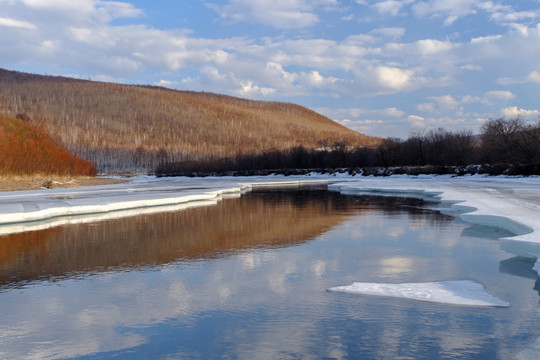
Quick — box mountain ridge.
[0,68,380,172]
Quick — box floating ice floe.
[328,280,509,307]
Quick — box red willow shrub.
[0,114,97,176]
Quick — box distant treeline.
[156,117,540,177]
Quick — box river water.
[0,188,539,359]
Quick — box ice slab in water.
[328,280,509,307]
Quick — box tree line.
[156,117,540,177]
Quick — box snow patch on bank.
[328,280,509,307]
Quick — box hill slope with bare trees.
[0,68,379,172]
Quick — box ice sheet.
[328,176,540,273]
[0,176,330,234]
[328,280,509,307]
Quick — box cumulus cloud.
[501,106,540,120]
[374,66,412,90]
[236,81,276,97]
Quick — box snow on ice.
[328,280,509,307]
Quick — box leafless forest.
[0,69,379,172]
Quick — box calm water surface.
[0,188,539,359]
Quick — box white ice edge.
[0,199,221,236]
[0,178,329,235]
[328,177,540,275]
[327,280,509,307]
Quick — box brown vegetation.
[0,176,128,192]
[0,68,380,172]
[0,114,96,177]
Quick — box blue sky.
[1,0,539,138]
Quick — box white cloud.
[315,107,405,119]
[497,70,540,85]
[460,64,482,71]
[417,102,436,113]
[412,0,511,26]
[207,0,336,29]
[374,66,412,90]
[236,81,276,97]
[378,107,405,117]
[470,34,502,44]
[19,0,142,24]
[526,70,540,83]
[485,90,515,100]
[372,0,414,16]
[501,106,540,120]
[154,79,177,88]
[490,9,540,23]
[370,27,406,39]
[417,95,461,114]
[415,39,454,55]
[407,114,426,128]
[301,70,337,87]
[0,17,36,30]
[417,92,513,114]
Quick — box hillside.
[0,68,380,172]
[0,114,96,177]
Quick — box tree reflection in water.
[0,189,440,289]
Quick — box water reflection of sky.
[0,191,539,359]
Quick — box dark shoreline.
[155,163,540,178]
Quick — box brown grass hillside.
[0,114,96,177]
[0,68,380,172]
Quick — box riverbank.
[0,176,129,192]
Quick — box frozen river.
[0,175,539,359]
